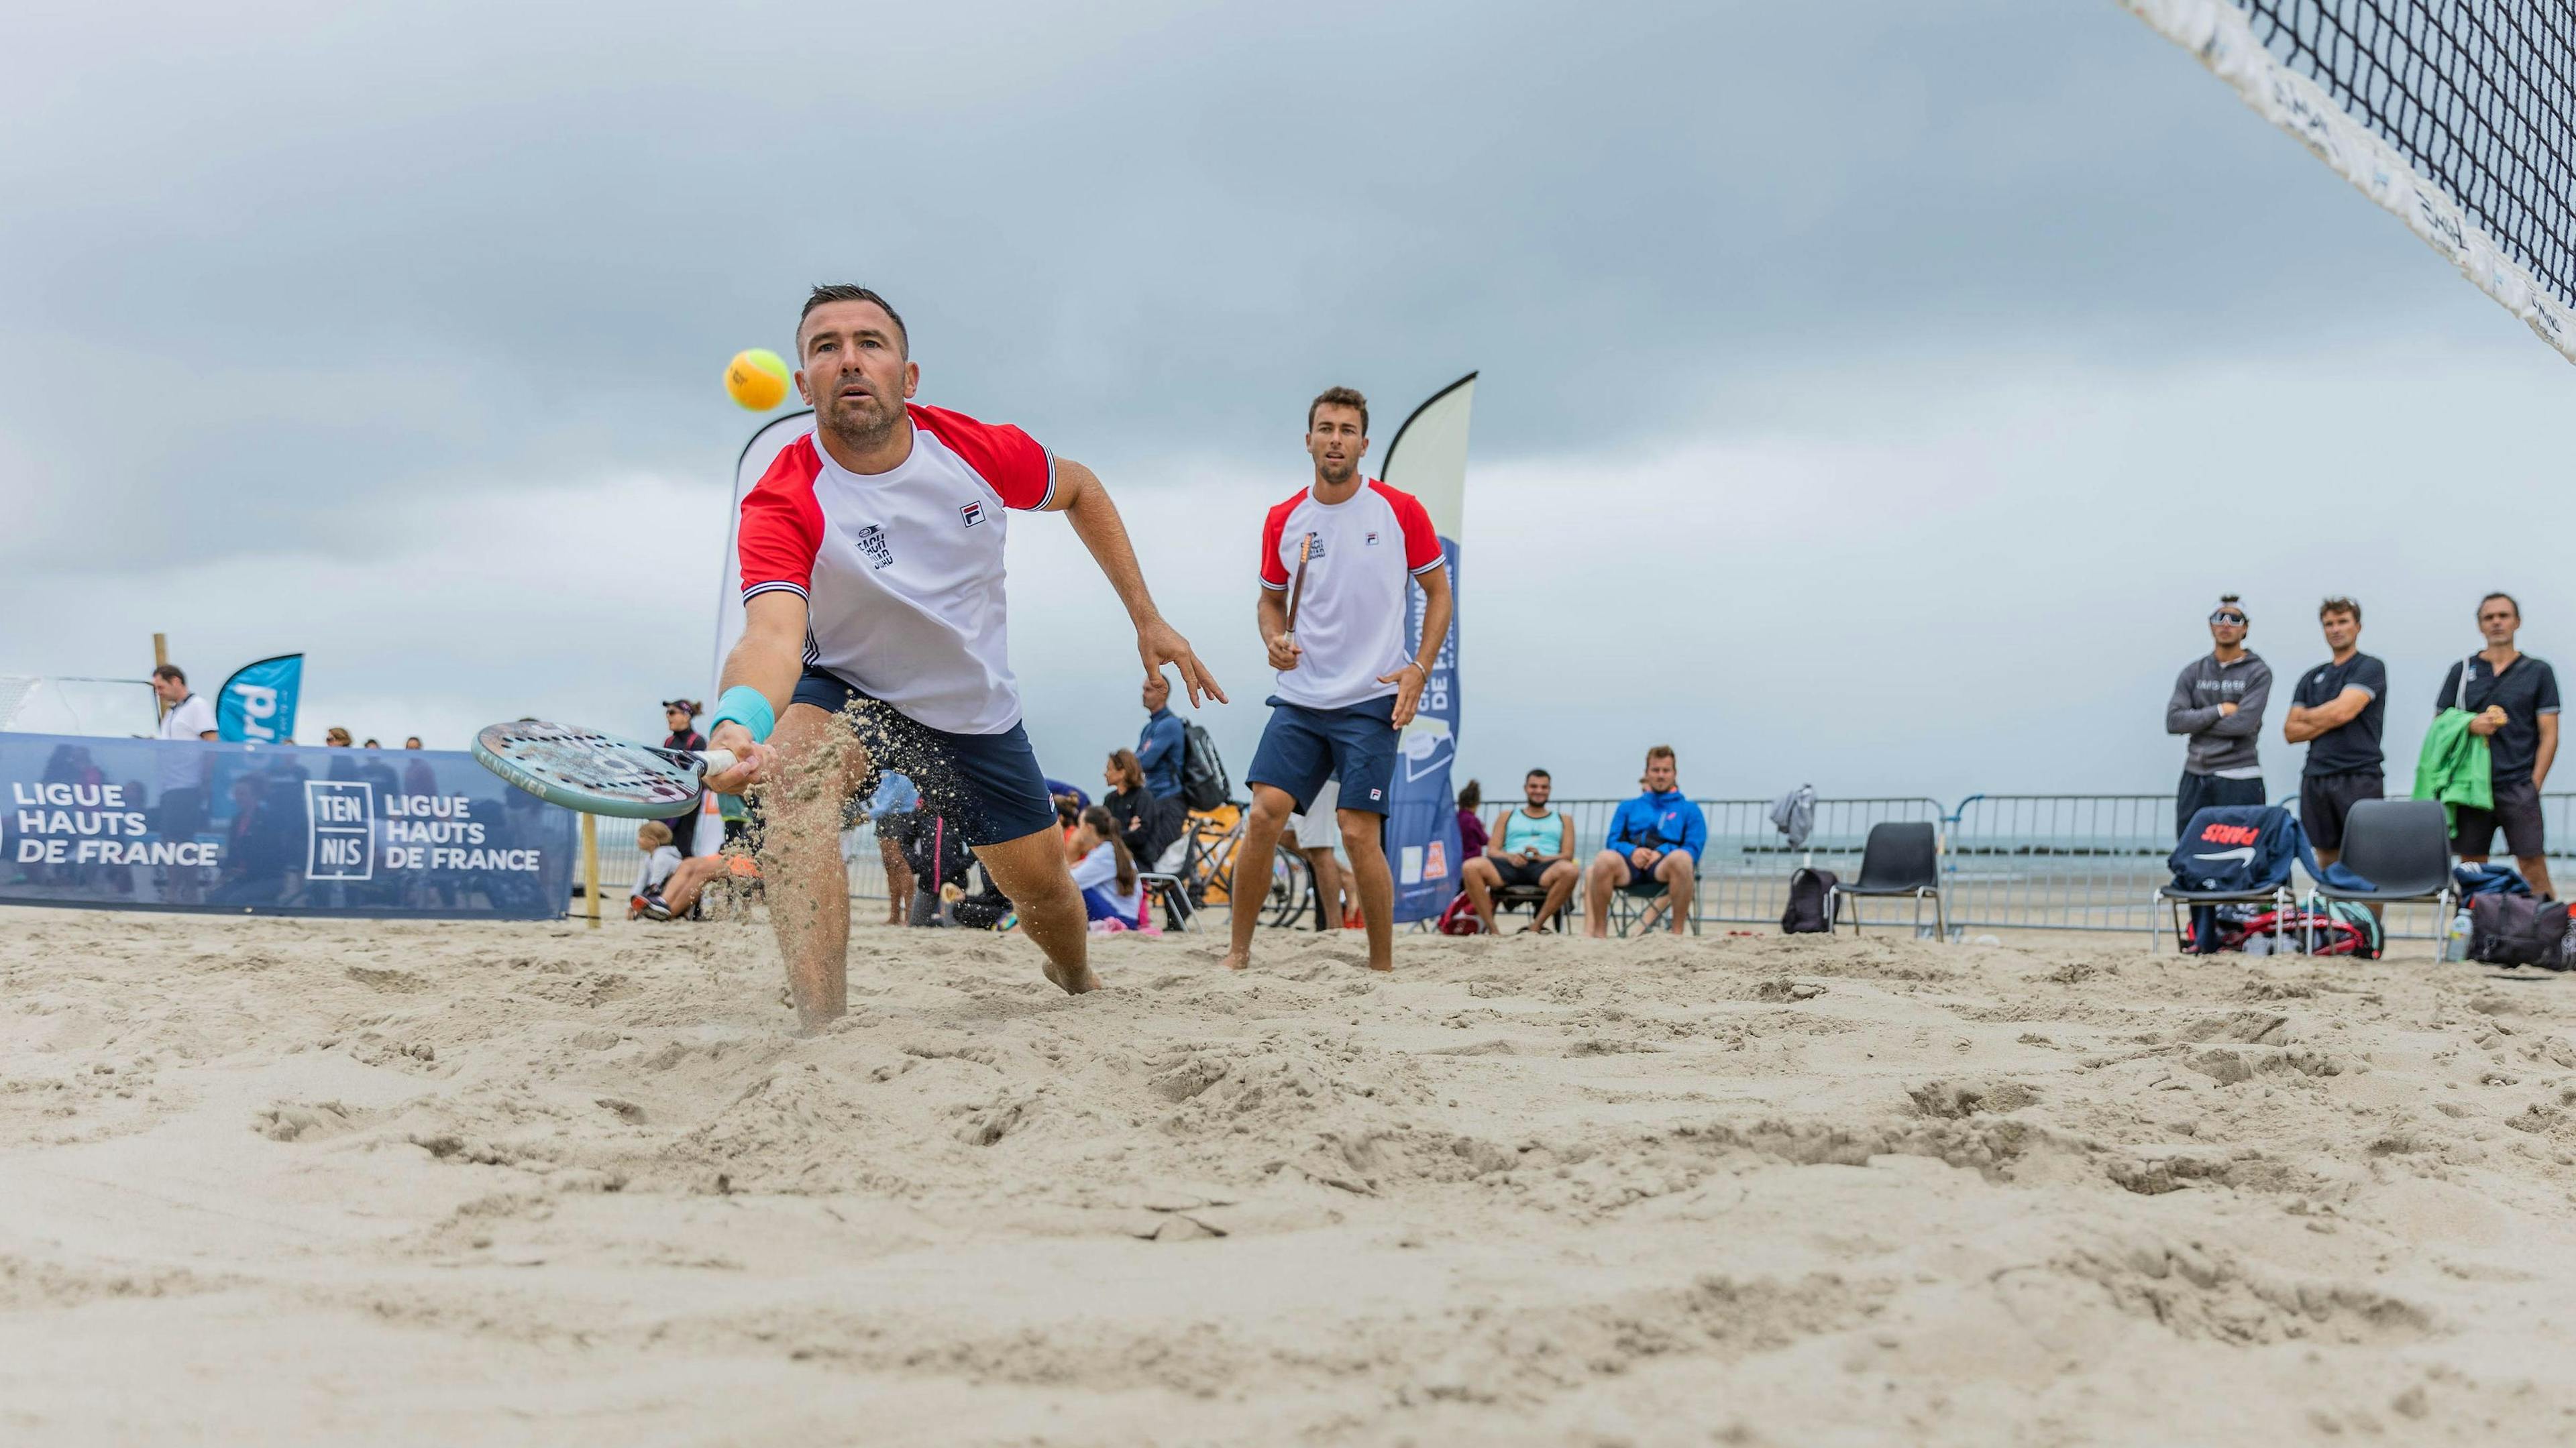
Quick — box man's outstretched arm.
[700,590,808,793]
[1049,457,1226,708]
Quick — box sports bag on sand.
[1181,720,1232,812]
[1782,867,1837,934]
[2469,894,2569,966]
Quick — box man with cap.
[662,700,708,854]
[2164,594,2272,840]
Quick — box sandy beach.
[5,904,2575,1445]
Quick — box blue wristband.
[708,685,775,744]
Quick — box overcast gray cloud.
[3,1,2565,803]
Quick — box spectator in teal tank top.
[1461,769,1579,932]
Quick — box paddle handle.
[696,749,737,778]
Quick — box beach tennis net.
[2126,0,2576,361]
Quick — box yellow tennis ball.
[724,348,791,410]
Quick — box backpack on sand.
[1782,867,1837,934]
[2469,894,2569,966]
[1437,891,1482,936]
[1181,720,1232,812]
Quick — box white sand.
[5,905,2575,1445]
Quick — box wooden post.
[152,633,170,720]
[582,812,601,930]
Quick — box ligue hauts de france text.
[11,783,542,873]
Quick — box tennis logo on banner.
[305,781,374,881]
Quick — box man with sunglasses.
[2438,592,2559,899]
[2164,594,2272,840]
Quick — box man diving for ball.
[702,284,1224,1029]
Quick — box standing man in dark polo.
[2164,594,2272,839]
[2438,592,2559,899]
[2282,596,2386,869]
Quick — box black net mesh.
[2235,1,2576,315]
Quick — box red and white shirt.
[1258,479,1445,710]
[737,404,1055,735]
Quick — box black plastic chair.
[1491,880,1573,932]
[1831,822,1946,938]
[2312,797,2455,963]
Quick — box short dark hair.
[151,663,184,685]
[1646,744,1676,767]
[2481,591,2521,619]
[798,284,908,358]
[1307,386,1368,434]
[2320,596,2361,624]
[1525,767,1551,781]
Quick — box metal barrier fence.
[575,791,2576,943]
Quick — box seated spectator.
[1071,805,1147,930]
[1103,748,1182,872]
[324,726,353,748]
[1455,779,1488,860]
[1583,745,1707,938]
[1462,768,1577,932]
[402,736,424,749]
[362,738,381,749]
[631,820,725,920]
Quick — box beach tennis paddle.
[1285,533,1313,634]
[471,720,735,819]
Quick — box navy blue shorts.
[1247,695,1398,816]
[789,669,1056,847]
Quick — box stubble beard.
[821,388,902,455]
[1317,457,1356,486]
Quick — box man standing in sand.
[2164,594,2271,840]
[701,285,1225,1028]
[1220,386,1453,974]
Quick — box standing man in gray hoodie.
[2165,594,2272,839]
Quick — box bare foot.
[1042,957,1103,994]
[1218,949,1251,972]
[1366,960,1393,973]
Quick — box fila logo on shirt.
[851,523,896,570]
[959,501,985,528]
[1365,531,1381,547]
[1369,787,1383,801]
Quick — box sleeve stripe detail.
[1258,577,1290,591]
[1037,449,1059,510]
[1409,557,1448,575]
[741,581,809,603]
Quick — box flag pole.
[152,633,169,721]
[582,813,601,930]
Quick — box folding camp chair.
[1831,822,1946,939]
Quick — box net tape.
[2126,0,2576,362]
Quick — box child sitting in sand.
[630,820,725,922]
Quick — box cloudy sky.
[3,0,2566,805]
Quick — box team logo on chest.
[960,501,985,528]
[851,523,896,570]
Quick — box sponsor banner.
[217,653,304,744]
[1,732,576,919]
[1378,374,1475,924]
[1386,540,1462,922]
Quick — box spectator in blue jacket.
[1137,675,1186,801]
[1583,744,1708,937]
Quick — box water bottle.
[2445,909,2471,962]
